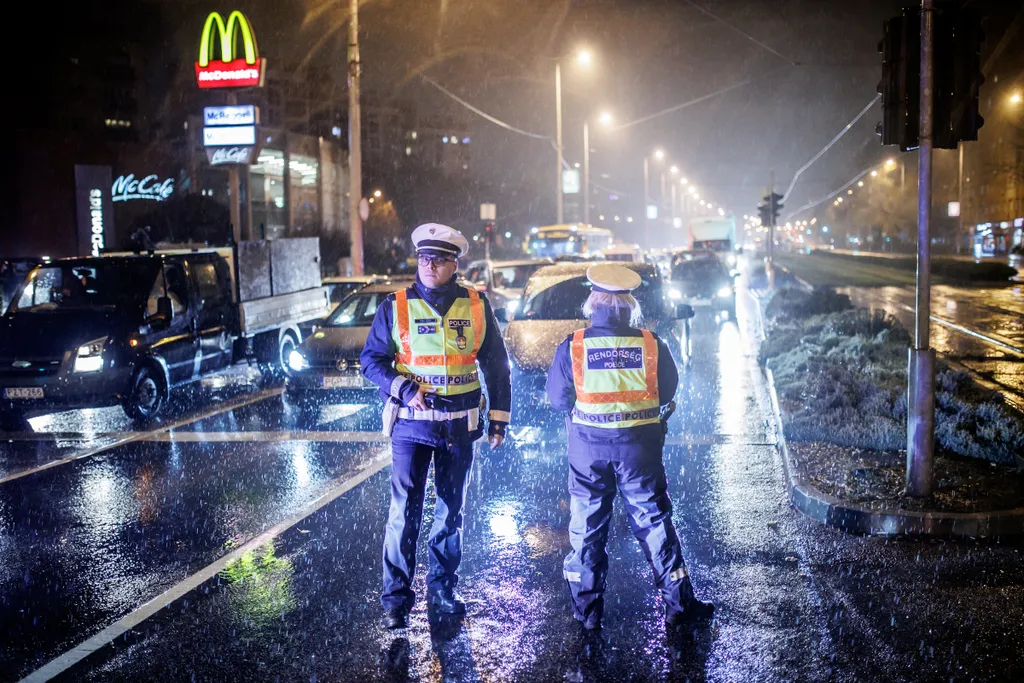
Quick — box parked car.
[462,258,553,318]
[502,261,690,417]
[1,257,46,314]
[284,280,407,403]
[322,275,382,313]
[667,250,737,321]
[0,240,329,423]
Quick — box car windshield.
[326,291,384,327]
[491,264,546,289]
[519,274,664,321]
[671,258,725,281]
[10,261,157,312]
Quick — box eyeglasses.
[417,255,456,268]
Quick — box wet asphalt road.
[3,274,1024,682]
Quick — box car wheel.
[123,364,168,421]
[259,331,299,380]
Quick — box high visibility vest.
[391,287,485,396]
[570,329,660,429]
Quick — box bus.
[526,224,614,260]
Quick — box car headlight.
[669,288,682,300]
[506,299,520,316]
[74,337,107,373]
[726,253,737,266]
[287,349,308,372]
[716,286,733,298]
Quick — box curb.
[748,288,1024,538]
[763,366,1024,538]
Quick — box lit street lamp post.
[554,50,592,225]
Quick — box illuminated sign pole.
[194,10,266,243]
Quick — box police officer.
[361,223,512,629]
[546,263,713,631]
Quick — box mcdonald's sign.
[194,10,266,89]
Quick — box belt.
[397,407,480,424]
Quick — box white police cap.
[586,263,642,293]
[411,223,469,258]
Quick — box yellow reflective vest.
[390,288,485,396]
[570,328,660,428]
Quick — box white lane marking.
[18,448,392,683]
[0,388,283,485]
[144,430,390,443]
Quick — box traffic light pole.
[767,170,775,289]
[347,0,364,274]
[907,0,936,497]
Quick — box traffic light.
[936,7,984,145]
[877,12,918,149]
[762,193,783,226]
[878,6,985,151]
[757,204,772,228]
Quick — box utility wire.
[420,75,552,140]
[682,0,798,66]
[783,164,876,222]
[780,94,881,203]
[611,74,767,131]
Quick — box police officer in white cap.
[546,263,713,631]
[361,223,512,629]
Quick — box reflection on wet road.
[2,273,1024,682]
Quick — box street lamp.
[1010,92,1022,105]
[555,48,593,224]
[583,111,613,226]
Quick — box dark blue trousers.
[382,439,475,611]
[563,453,695,622]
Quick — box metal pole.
[347,0,364,274]
[907,0,937,497]
[671,183,677,228]
[643,157,649,248]
[583,120,590,226]
[767,170,775,289]
[226,92,241,244]
[957,142,965,254]
[555,62,564,224]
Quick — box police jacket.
[546,306,678,461]
[361,274,512,447]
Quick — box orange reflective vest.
[570,328,660,428]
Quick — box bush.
[764,287,1024,464]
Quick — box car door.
[146,258,198,385]
[187,255,233,375]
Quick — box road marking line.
[143,430,391,443]
[18,448,392,683]
[0,388,283,485]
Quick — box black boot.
[574,611,602,631]
[383,608,410,629]
[666,598,715,627]
[426,588,467,614]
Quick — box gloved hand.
[488,422,506,450]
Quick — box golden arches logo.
[194,10,266,89]
[198,11,259,66]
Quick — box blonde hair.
[583,290,643,327]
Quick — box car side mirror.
[494,307,508,323]
[675,303,695,320]
[148,296,173,330]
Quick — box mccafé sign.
[194,10,266,89]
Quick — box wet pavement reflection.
[4,273,1024,682]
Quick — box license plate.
[3,387,44,399]
[322,375,363,389]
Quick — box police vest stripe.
[570,329,660,428]
[391,287,485,397]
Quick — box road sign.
[204,105,258,126]
[646,204,658,220]
[562,169,580,195]
[479,203,497,221]
[947,201,960,217]
[203,125,256,147]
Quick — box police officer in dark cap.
[361,223,512,629]
[546,263,714,631]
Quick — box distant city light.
[577,49,592,66]
[442,136,449,143]
[504,231,512,238]
[654,149,665,160]
[373,189,382,197]
[670,165,679,174]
